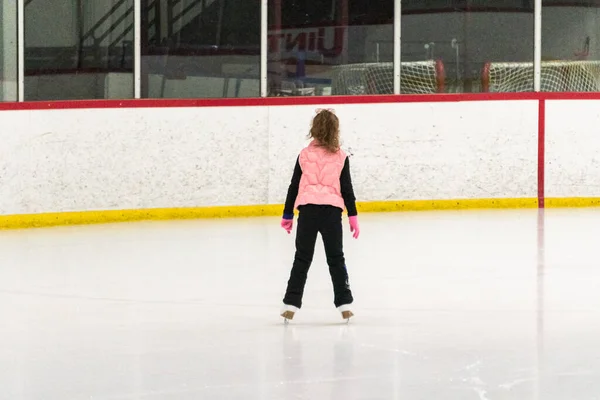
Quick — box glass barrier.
[9,1,592,100]
[141,0,260,98]
[541,0,600,92]
[24,0,134,101]
[267,0,394,96]
[402,0,535,93]
[1,0,17,101]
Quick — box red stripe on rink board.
[538,99,546,209]
[1,92,600,111]
[537,91,600,100]
[0,92,542,111]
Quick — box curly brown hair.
[309,109,340,153]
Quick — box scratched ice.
[1,209,600,400]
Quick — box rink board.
[545,100,600,199]
[1,95,600,229]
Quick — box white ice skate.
[280,304,299,324]
[338,304,354,323]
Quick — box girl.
[279,109,360,322]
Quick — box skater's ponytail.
[309,109,340,153]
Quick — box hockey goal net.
[331,60,445,95]
[482,60,600,92]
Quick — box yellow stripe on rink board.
[0,205,284,230]
[545,197,600,208]
[357,198,539,213]
[4,197,600,230]
[0,198,544,230]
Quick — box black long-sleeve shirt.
[283,156,357,218]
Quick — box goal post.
[331,60,445,95]
[482,60,600,92]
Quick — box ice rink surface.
[1,208,600,400]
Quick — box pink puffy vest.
[294,140,347,211]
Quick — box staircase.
[24,0,260,99]
[24,0,210,71]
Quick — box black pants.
[283,204,353,309]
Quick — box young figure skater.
[280,109,360,322]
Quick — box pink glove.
[281,218,293,234]
[349,216,360,239]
